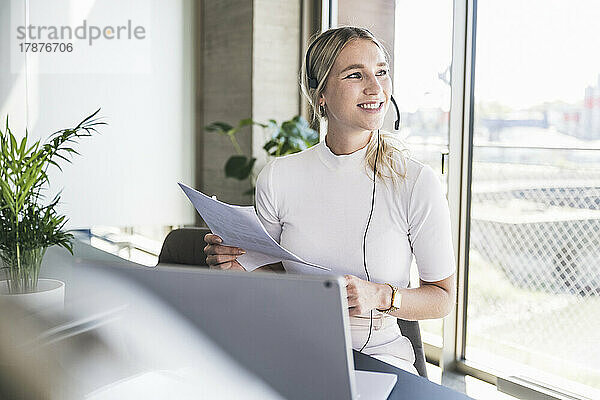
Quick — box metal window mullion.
[442,0,476,372]
[322,0,332,30]
[460,0,478,363]
[328,0,337,28]
[300,0,329,129]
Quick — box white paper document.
[178,183,330,272]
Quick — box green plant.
[206,115,318,195]
[0,110,104,293]
[262,116,319,157]
[205,118,264,183]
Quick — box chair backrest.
[158,227,211,266]
[397,319,428,378]
[157,227,428,377]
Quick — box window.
[466,0,600,395]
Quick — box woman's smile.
[357,101,384,113]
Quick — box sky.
[393,0,600,111]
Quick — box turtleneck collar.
[316,138,369,171]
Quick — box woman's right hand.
[203,233,247,271]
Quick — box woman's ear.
[317,93,326,117]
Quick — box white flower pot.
[0,279,65,314]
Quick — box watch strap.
[379,283,400,314]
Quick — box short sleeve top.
[254,140,455,288]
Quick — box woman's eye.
[345,70,388,79]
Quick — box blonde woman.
[204,27,456,375]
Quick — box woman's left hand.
[344,275,390,317]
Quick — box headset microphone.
[358,99,399,353]
[390,95,400,130]
[306,33,401,353]
[358,97,400,353]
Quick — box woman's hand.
[203,233,247,271]
[344,275,391,317]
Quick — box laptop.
[121,265,397,400]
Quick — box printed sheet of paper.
[178,183,330,272]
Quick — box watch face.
[392,291,402,308]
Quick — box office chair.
[158,227,211,266]
[158,227,428,378]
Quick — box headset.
[305,31,401,352]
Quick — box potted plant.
[0,110,104,308]
[206,115,319,195]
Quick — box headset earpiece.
[305,37,319,90]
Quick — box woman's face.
[320,39,392,136]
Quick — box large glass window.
[466,0,600,395]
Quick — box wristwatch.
[379,283,401,314]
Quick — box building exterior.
[581,74,600,140]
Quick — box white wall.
[1,0,195,228]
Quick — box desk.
[40,242,472,400]
[354,350,471,399]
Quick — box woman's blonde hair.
[300,26,408,186]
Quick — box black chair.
[158,227,211,266]
[397,317,428,377]
[158,227,428,377]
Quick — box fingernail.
[239,250,246,254]
[216,238,222,243]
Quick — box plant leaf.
[237,118,254,128]
[224,155,256,180]
[205,122,233,133]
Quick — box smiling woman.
[203,26,456,375]
[320,40,390,139]
[301,28,408,188]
